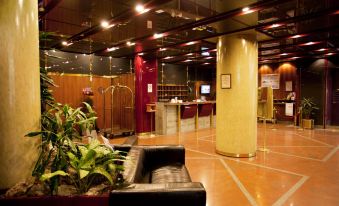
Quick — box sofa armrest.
[137,145,186,170]
[109,182,206,206]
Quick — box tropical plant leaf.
[91,166,113,185]
[40,170,68,181]
[25,131,44,137]
[79,149,96,170]
[79,169,90,179]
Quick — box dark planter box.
[0,195,109,206]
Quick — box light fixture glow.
[61,41,72,46]
[280,53,288,56]
[203,63,210,65]
[268,24,283,29]
[186,53,193,56]
[126,41,135,46]
[290,34,305,39]
[101,20,109,28]
[155,9,164,14]
[163,56,173,59]
[186,41,197,46]
[242,7,254,14]
[201,51,210,56]
[205,57,213,59]
[184,59,192,62]
[153,33,164,39]
[299,41,320,46]
[242,7,250,12]
[107,47,119,52]
[159,48,167,51]
[316,48,327,52]
[326,53,334,56]
[135,4,149,14]
[138,53,144,56]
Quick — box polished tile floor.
[111,124,339,206]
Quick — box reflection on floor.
[110,123,339,206]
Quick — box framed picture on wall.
[221,74,231,89]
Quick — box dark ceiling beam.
[259,36,338,52]
[39,0,63,19]
[52,0,172,49]
[112,7,339,58]
[258,52,339,64]
[94,0,292,55]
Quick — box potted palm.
[300,97,319,129]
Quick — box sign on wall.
[261,74,280,89]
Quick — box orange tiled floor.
[110,123,339,206]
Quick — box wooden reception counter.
[155,101,216,135]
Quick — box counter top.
[160,101,216,106]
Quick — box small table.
[146,103,156,137]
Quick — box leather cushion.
[151,164,191,184]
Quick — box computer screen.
[200,85,210,94]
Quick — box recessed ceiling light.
[139,53,144,56]
[203,63,210,65]
[205,57,213,59]
[184,59,192,62]
[202,51,210,56]
[153,33,164,39]
[299,41,320,46]
[162,63,165,66]
[242,7,250,12]
[159,48,167,51]
[315,48,327,52]
[242,7,254,14]
[61,41,72,46]
[290,34,305,39]
[186,53,193,56]
[186,41,197,46]
[155,9,164,14]
[163,56,173,59]
[280,53,288,56]
[326,53,334,56]
[107,47,119,52]
[268,24,283,29]
[126,41,135,46]
[135,4,149,14]
[101,20,109,28]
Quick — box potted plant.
[300,97,319,129]
[1,103,126,206]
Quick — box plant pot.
[0,195,109,206]
[302,119,314,129]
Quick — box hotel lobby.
[0,0,339,205]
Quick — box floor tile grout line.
[293,133,333,146]
[268,151,323,162]
[186,148,305,177]
[219,158,258,206]
[197,138,216,143]
[322,146,339,161]
[272,176,309,206]
[266,145,333,147]
[186,157,217,160]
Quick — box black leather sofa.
[110,145,206,206]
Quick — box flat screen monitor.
[200,85,210,94]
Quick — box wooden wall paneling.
[49,73,135,133]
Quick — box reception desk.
[155,101,216,135]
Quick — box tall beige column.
[216,34,258,157]
[0,0,40,188]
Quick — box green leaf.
[67,152,79,169]
[25,131,44,137]
[91,166,113,185]
[78,145,88,157]
[79,149,96,169]
[40,170,68,181]
[79,169,90,179]
[88,138,100,150]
